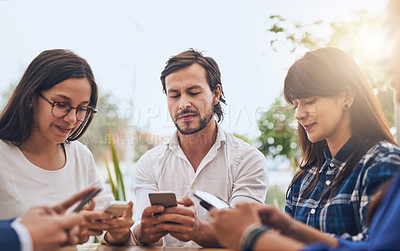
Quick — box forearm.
[290,221,338,247]
[254,231,305,251]
[192,220,223,248]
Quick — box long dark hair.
[0,49,98,144]
[160,48,226,122]
[284,47,396,199]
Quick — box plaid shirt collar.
[320,136,355,174]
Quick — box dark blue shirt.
[304,169,400,250]
[0,219,20,251]
[286,138,400,240]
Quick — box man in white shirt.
[133,49,269,247]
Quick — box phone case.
[104,203,129,217]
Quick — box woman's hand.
[210,203,261,249]
[103,201,134,245]
[255,204,338,246]
[76,200,113,243]
[254,204,298,237]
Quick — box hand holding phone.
[148,191,177,208]
[102,201,129,217]
[72,187,102,212]
[193,190,230,211]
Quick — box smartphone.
[148,191,177,208]
[193,190,230,211]
[103,201,129,217]
[72,187,102,212]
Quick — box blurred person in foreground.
[132,49,268,247]
[211,44,400,250]
[0,187,97,251]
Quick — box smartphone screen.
[193,190,230,211]
[72,187,102,212]
[148,192,177,208]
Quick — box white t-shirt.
[133,125,269,247]
[0,139,113,220]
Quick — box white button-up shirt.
[133,125,269,247]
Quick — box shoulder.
[362,141,400,162]
[136,142,169,168]
[223,130,263,155]
[358,141,400,181]
[141,141,169,159]
[221,130,267,176]
[0,140,21,163]
[0,139,16,152]
[223,130,264,159]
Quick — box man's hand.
[210,203,261,249]
[134,204,168,245]
[155,195,221,247]
[20,207,84,251]
[155,196,199,242]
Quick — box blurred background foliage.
[259,10,392,163]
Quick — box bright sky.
[0,0,389,141]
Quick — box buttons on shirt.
[310,209,316,214]
[325,180,331,186]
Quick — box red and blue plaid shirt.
[286,138,400,241]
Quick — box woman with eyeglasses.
[0,49,134,245]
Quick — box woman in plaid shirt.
[210,47,400,250]
[210,1,400,249]
[282,47,400,241]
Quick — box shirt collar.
[167,123,226,151]
[321,135,355,172]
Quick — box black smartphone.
[72,187,102,212]
[193,190,230,211]
[148,192,177,208]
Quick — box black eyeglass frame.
[37,93,97,122]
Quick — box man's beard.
[174,107,214,135]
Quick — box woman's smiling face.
[32,78,92,144]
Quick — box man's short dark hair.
[160,49,226,122]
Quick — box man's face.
[384,1,400,103]
[165,63,221,135]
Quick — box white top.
[133,125,269,247]
[0,139,113,220]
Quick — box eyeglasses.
[38,93,97,122]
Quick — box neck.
[178,120,218,170]
[326,110,353,157]
[19,137,61,155]
[326,130,353,158]
[18,133,65,171]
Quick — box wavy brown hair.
[284,47,396,199]
[160,48,226,122]
[0,49,98,144]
